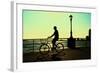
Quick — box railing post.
[33,40,34,53]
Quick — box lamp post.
[69,15,73,38]
[68,15,75,48]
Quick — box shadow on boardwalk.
[23,47,91,63]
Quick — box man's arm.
[49,32,55,38]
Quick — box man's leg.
[52,39,56,51]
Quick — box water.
[23,39,90,53]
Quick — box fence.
[23,38,90,53]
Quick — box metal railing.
[23,38,90,53]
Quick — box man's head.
[54,26,57,30]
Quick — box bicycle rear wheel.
[56,43,64,53]
[39,44,50,55]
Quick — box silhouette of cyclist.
[48,26,59,51]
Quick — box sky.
[22,10,91,39]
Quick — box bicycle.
[39,38,64,55]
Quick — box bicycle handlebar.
[40,37,51,44]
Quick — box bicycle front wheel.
[39,44,50,55]
[56,43,64,53]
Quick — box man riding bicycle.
[48,26,59,51]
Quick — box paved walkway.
[23,47,91,62]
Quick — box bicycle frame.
[40,38,61,49]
